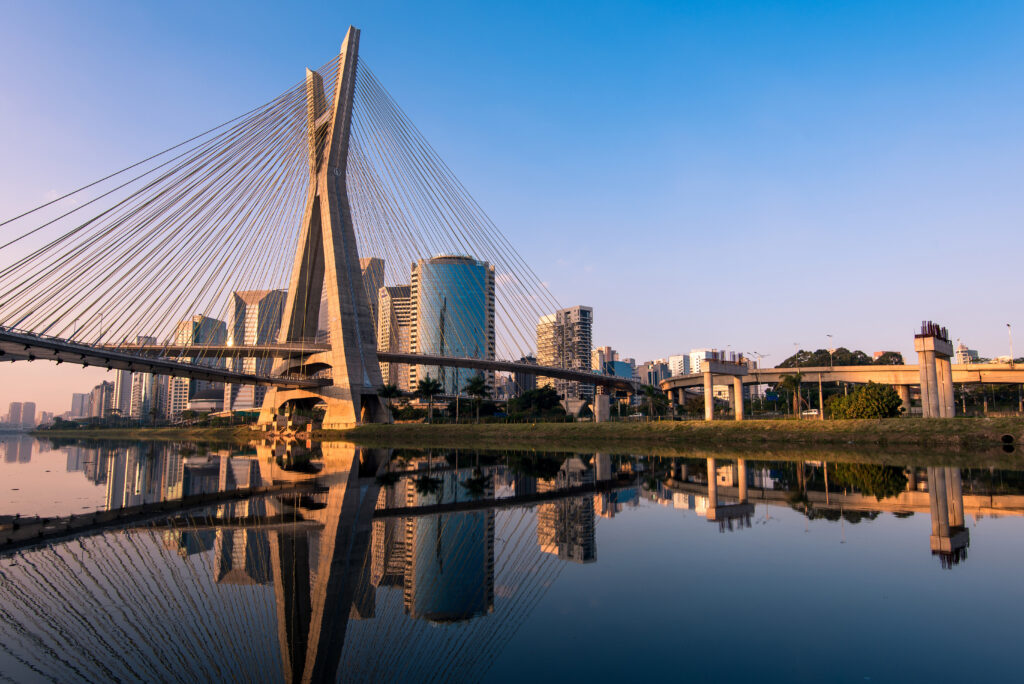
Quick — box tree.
[508,386,564,418]
[872,351,904,365]
[830,463,908,500]
[777,372,803,416]
[379,384,401,415]
[827,381,903,419]
[641,385,668,417]
[462,373,490,423]
[779,347,873,368]
[416,376,443,423]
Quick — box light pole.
[1008,323,1014,368]
[826,334,835,368]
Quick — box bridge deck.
[661,363,1024,391]
[1,331,638,391]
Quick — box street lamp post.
[1008,323,1014,368]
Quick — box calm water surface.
[1,435,1022,682]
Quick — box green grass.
[320,417,1024,452]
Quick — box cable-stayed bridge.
[0,26,635,426]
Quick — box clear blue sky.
[2,0,1023,412]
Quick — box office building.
[592,345,618,371]
[404,467,495,621]
[7,402,22,427]
[667,354,690,377]
[512,355,538,396]
[635,361,670,386]
[689,348,739,375]
[223,290,286,411]
[166,315,227,418]
[409,255,495,395]
[19,402,36,428]
[70,393,89,419]
[536,306,594,400]
[88,381,115,418]
[378,285,413,390]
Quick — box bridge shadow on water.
[1,441,1023,681]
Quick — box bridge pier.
[915,324,954,418]
[703,371,714,421]
[927,465,969,565]
[895,385,911,415]
[732,376,744,421]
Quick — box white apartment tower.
[536,306,594,400]
[378,285,413,391]
[223,290,287,412]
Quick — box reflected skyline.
[4,441,1024,681]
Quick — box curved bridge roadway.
[0,329,637,391]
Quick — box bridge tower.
[259,26,390,429]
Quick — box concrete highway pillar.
[733,376,744,421]
[594,394,610,423]
[595,453,611,481]
[703,372,714,421]
[946,467,964,527]
[737,459,748,503]
[706,458,718,516]
[937,358,955,417]
[924,351,940,418]
[928,467,950,537]
[679,463,689,480]
[896,385,911,416]
[727,383,736,418]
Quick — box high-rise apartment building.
[409,255,495,395]
[537,458,596,563]
[667,354,690,377]
[113,370,133,417]
[19,402,36,428]
[377,285,412,390]
[592,345,618,372]
[88,381,115,418]
[7,402,22,426]
[223,290,286,412]
[536,306,594,400]
[635,361,670,386]
[689,348,738,375]
[166,315,227,419]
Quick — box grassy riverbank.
[325,417,1024,451]
[35,417,1024,454]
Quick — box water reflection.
[3,444,1024,681]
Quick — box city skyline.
[3,2,1024,412]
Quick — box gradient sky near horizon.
[2,0,1023,414]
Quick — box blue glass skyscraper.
[410,255,495,395]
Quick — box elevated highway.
[660,363,1024,392]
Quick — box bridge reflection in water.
[1,445,1021,681]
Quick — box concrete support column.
[924,351,940,418]
[733,376,744,421]
[595,453,611,481]
[737,459,748,503]
[946,466,964,527]
[703,372,714,421]
[679,463,689,480]
[727,383,736,418]
[928,467,950,537]
[936,358,955,417]
[706,458,718,514]
[896,385,911,416]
